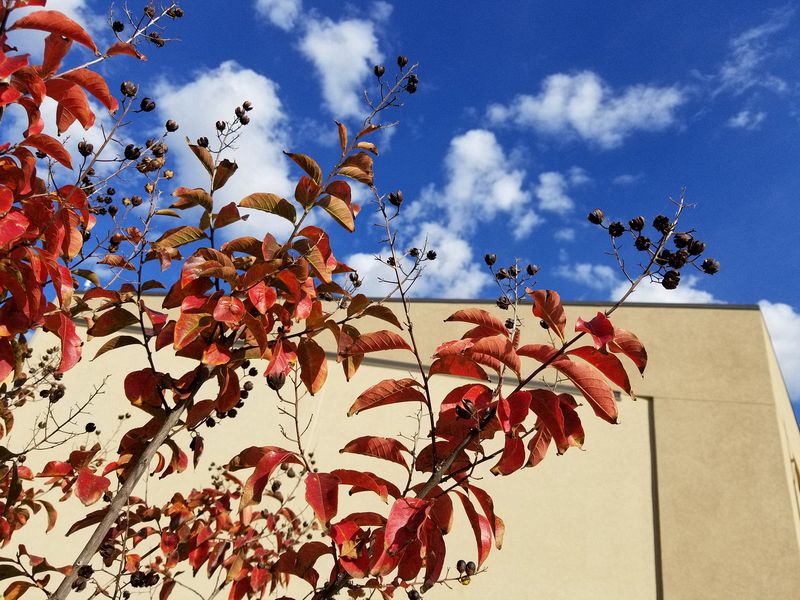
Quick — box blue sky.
[7,1,800,415]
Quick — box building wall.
[14,300,800,599]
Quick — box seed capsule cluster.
[588,208,719,290]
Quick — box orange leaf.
[343,330,412,355]
[528,289,566,341]
[341,436,409,470]
[297,338,327,395]
[445,308,509,336]
[347,378,425,416]
[608,328,647,374]
[74,467,110,506]
[11,10,99,54]
[20,133,72,169]
[305,472,339,525]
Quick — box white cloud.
[758,300,800,398]
[154,61,295,240]
[716,7,794,96]
[613,173,644,186]
[557,262,620,292]
[611,275,719,304]
[346,222,491,299]
[554,228,575,242]
[487,71,685,149]
[726,110,766,130]
[298,17,383,119]
[255,0,302,31]
[409,129,538,236]
[535,171,574,214]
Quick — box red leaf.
[568,346,633,397]
[46,77,95,131]
[124,368,163,411]
[214,201,243,228]
[575,311,615,349]
[105,41,145,60]
[527,425,552,468]
[490,435,526,476]
[330,469,392,502]
[347,378,425,416]
[11,10,99,54]
[384,497,429,555]
[428,355,489,380]
[468,335,520,376]
[528,389,568,453]
[341,436,410,470]
[305,472,339,525]
[43,311,81,372]
[518,344,618,424]
[215,367,240,412]
[20,133,72,169]
[454,491,492,567]
[41,33,71,78]
[608,328,648,374]
[0,339,15,383]
[174,312,212,350]
[61,68,118,111]
[37,461,72,479]
[74,467,110,506]
[445,308,509,336]
[528,289,566,341]
[0,211,29,247]
[0,50,28,79]
[86,307,138,337]
[236,447,301,509]
[212,295,245,327]
[466,484,505,549]
[201,342,231,366]
[343,330,412,355]
[497,390,531,434]
[560,394,585,448]
[247,281,277,314]
[298,338,327,395]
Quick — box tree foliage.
[0,2,718,599]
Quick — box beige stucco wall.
[11,300,800,599]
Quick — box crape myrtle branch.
[416,194,693,499]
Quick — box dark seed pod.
[240,114,251,125]
[701,258,720,274]
[78,565,94,579]
[628,216,645,231]
[479,406,497,429]
[673,232,692,248]
[397,55,408,68]
[652,215,670,234]
[140,97,156,112]
[112,20,124,32]
[634,236,650,251]
[373,64,385,77]
[387,190,403,207]
[465,561,477,576]
[243,100,253,111]
[143,5,155,18]
[455,404,472,420]
[457,559,467,574]
[661,270,681,290]
[216,120,226,132]
[495,268,508,280]
[426,250,437,260]
[124,144,141,161]
[508,265,519,277]
[587,208,604,225]
[526,263,539,276]
[496,296,510,310]
[197,137,209,148]
[655,249,672,266]
[408,247,420,258]
[540,319,549,329]
[120,81,138,97]
[505,318,515,329]
[668,249,688,269]
[85,422,96,433]
[267,372,286,390]
[78,140,94,157]
[484,253,497,266]
[165,119,179,132]
[687,239,705,256]
[608,222,625,237]
[406,82,417,94]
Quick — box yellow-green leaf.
[239,193,296,223]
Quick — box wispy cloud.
[487,71,685,149]
[406,129,539,239]
[255,0,302,30]
[726,109,766,130]
[612,173,644,186]
[716,6,794,96]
